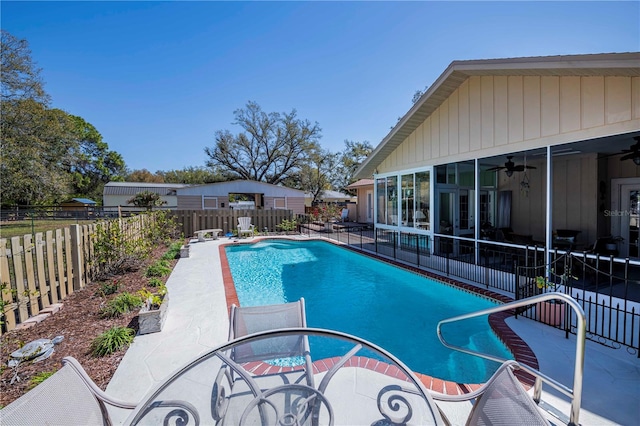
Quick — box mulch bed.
[0,244,178,408]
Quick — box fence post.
[446,251,450,276]
[70,224,85,290]
[393,232,397,260]
[514,260,520,319]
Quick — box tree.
[204,101,321,185]
[67,115,126,201]
[127,191,167,210]
[333,140,373,193]
[1,31,127,206]
[126,169,165,183]
[1,30,49,103]
[288,148,338,205]
[1,101,76,205]
[412,85,429,104]
[158,166,224,184]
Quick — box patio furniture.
[228,299,314,386]
[194,228,223,242]
[0,356,137,425]
[340,208,349,222]
[124,328,446,425]
[238,217,255,237]
[432,360,549,425]
[553,229,581,251]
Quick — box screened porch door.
[620,184,640,258]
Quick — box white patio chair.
[0,356,138,425]
[237,216,255,237]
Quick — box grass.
[0,219,96,239]
[99,292,143,318]
[90,327,135,357]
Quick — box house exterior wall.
[264,197,305,214]
[352,187,373,223]
[179,194,305,214]
[178,196,202,210]
[377,75,640,174]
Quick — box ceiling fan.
[620,136,640,165]
[487,156,536,177]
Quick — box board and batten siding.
[378,75,640,173]
[264,197,305,214]
[178,195,202,210]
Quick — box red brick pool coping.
[218,238,539,394]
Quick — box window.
[376,178,387,224]
[203,196,218,209]
[274,198,286,209]
[415,172,430,230]
[377,172,430,229]
[386,176,398,225]
[401,174,414,227]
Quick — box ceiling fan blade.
[525,165,537,170]
[486,166,504,171]
[512,165,525,172]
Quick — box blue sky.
[2,1,638,172]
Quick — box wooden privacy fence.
[0,215,149,335]
[174,209,295,237]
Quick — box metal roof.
[354,52,640,179]
[67,198,97,204]
[103,182,192,196]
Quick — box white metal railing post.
[545,146,553,282]
[436,292,585,426]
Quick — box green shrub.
[145,260,172,278]
[100,292,143,318]
[161,242,182,261]
[95,280,120,297]
[28,371,56,390]
[90,327,135,357]
[147,277,163,287]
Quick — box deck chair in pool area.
[211,299,320,424]
[227,298,314,385]
[237,216,255,237]
[431,360,550,426]
[0,356,137,425]
[340,208,349,222]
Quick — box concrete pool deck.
[106,236,640,425]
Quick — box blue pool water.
[225,239,513,383]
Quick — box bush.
[145,210,181,244]
[95,280,120,297]
[147,277,163,287]
[90,327,135,357]
[145,260,172,278]
[276,219,298,233]
[92,219,150,279]
[100,292,143,318]
[161,242,182,261]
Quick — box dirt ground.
[0,244,178,408]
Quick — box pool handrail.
[436,291,585,426]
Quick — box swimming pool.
[225,239,513,383]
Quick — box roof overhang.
[354,52,640,179]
